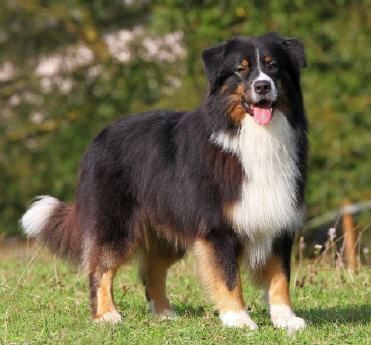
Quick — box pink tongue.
[253,106,272,125]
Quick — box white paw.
[94,311,122,324]
[270,304,306,333]
[220,310,259,330]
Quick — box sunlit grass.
[0,244,369,345]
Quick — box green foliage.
[1,0,370,235]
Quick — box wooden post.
[342,200,358,272]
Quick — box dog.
[21,32,308,332]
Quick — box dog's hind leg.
[85,241,127,324]
[89,266,122,323]
[140,255,178,319]
[139,232,185,319]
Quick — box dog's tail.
[20,196,82,262]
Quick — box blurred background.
[0,0,370,258]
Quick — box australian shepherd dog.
[21,32,308,332]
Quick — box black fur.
[76,32,307,286]
[26,33,308,313]
[205,228,243,290]
[272,232,295,281]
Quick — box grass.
[0,243,370,345]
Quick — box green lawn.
[0,244,370,345]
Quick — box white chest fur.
[211,111,304,268]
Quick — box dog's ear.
[202,42,226,85]
[281,38,307,69]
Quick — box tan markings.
[235,84,245,96]
[95,268,118,319]
[257,256,291,306]
[194,239,245,313]
[142,256,175,314]
[223,202,234,224]
[228,84,246,124]
[229,104,246,124]
[238,59,249,72]
[263,55,272,64]
[241,58,249,67]
[140,236,181,315]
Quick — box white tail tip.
[20,196,60,237]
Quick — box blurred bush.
[1,0,370,236]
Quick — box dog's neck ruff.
[211,110,304,267]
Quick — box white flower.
[328,227,336,241]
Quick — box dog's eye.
[235,65,249,77]
[236,59,249,75]
[237,66,248,73]
[263,56,277,70]
[267,61,278,70]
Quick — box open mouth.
[242,99,274,126]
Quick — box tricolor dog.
[21,32,308,332]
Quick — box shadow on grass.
[173,304,207,318]
[299,304,370,325]
[173,304,371,324]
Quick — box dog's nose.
[254,80,271,95]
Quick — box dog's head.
[202,32,306,126]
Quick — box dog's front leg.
[194,233,258,330]
[256,234,306,333]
